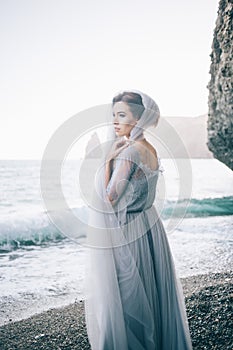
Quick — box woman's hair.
[112,91,145,120]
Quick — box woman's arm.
[105,156,135,207]
[105,160,113,188]
[104,138,129,189]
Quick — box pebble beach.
[0,271,232,350]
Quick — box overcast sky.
[0,0,219,159]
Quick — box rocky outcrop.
[207,0,233,170]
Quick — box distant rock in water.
[207,0,233,170]
[85,132,103,159]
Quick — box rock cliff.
[207,0,233,170]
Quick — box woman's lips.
[114,127,120,132]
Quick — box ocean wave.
[162,196,233,219]
[0,215,64,253]
[0,206,89,253]
[1,197,232,252]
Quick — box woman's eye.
[112,113,126,118]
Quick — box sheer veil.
[83,89,161,349]
[83,89,192,350]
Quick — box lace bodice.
[106,144,163,223]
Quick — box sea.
[0,158,232,325]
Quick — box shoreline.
[0,271,232,350]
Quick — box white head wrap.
[107,89,160,143]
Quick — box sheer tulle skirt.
[84,206,193,350]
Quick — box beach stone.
[0,271,232,349]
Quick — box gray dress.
[85,144,193,350]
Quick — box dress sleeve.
[106,147,137,207]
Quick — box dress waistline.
[127,206,153,214]
[116,206,156,226]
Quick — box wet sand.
[0,271,232,350]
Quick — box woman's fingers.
[113,143,129,157]
[107,142,129,161]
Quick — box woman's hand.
[106,138,129,162]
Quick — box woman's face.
[112,101,137,138]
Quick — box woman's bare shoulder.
[146,140,158,158]
[134,139,157,157]
[134,139,158,169]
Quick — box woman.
[84,90,193,350]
